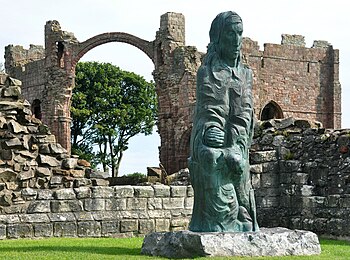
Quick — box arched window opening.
[177,128,192,171]
[32,99,42,120]
[260,101,283,120]
[56,41,64,68]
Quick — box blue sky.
[1,0,349,175]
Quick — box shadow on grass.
[0,245,141,256]
[320,239,350,246]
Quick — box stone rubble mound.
[0,73,106,212]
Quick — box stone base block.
[141,227,321,258]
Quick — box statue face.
[219,17,243,62]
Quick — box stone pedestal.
[141,227,321,258]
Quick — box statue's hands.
[204,127,225,148]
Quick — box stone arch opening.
[72,32,155,70]
[31,99,42,120]
[71,39,159,175]
[176,128,192,171]
[260,101,283,120]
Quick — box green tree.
[71,61,157,177]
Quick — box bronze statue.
[189,11,259,232]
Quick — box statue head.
[206,11,243,67]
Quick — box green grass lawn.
[0,237,348,259]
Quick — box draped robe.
[189,56,258,232]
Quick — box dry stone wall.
[251,118,350,239]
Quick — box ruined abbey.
[0,12,348,240]
[4,12,341,175]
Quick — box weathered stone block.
[139,219,155,234]
[74,178,92,187]
[62,158,78,169]
[114,186,134,198]
[36,167,51,177]
[279,160,302,173]
[91,186,114,198]
[261,197,279,208]
[250,150,277,163]
[170,186,187,197]
[155,219,170,232]
[148,198,163,210]
[38,154,60,167]
[250,164,263,174]
[37,190,54,200]
[134,186,154,198]
[127,198,147,210]
[0,224,6,239]
[51,200,83,212]
[7,224,33,239]
[54,188,76,200]
[77,221,101,237]
[49,143,67,154]
[3,86,21,98]
[141,228,321,258]
[340,197,350,207]
[74,212,94,221]
[4,137,22,148]
[148,210,171,219]
[84,198,105,211]
[0,214,20,224]
[69,170,85,178]
[184,197,194,209]
[162,198,184,209]
[50,175,63,186]
[21,187,37,198]
[171,209,192,217]
[92,211,119,221]
[187,185,194,197]
[301,185,314,196]
[120,210,148,219]
[326,194,340,207]
[18,169,35,180]
[261,174,278,188]
[154,185,170,197]
[120,220,138,232]
[74,187,91,199]
[54,222,77,237]
[171,218,189,228]
[0,150,13,160]
[27,200,51,213]
[261,162,278,173]
[33,223,53,237]
[101,221,120,236]
[105,198,127,211]
[92,179,109,186]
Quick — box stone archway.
[260,101,283,120]
[72,32,155,69]
[42,21,156,153]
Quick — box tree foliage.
[71,61,157,177]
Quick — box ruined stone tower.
[4,12,341,174]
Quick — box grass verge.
[0,237,348,259]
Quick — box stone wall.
[251,118,350,239]
[0,185,193,239]
[0,73,193,239]
[0,76,350,239]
